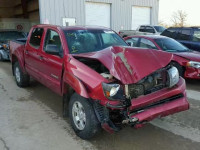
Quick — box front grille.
[128,67,168,99]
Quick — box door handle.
[25,50,29,54]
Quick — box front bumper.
[184,67,200,79]
[129,77,189,127]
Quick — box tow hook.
[122,117,138,125]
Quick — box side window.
[192,30,200,42]
[29,28,44,49]
[139,38,157,49]
[126,38,139,47]
[161,29,176,38]
[44,29,63,55]
[177,29,191,40]
[139,26,146,32]
[145,26,155,33]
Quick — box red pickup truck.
[10,24,189,140]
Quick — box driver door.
[38,28,64,95]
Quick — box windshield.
[154,26,166,33]
[64,30,127,54]
[0,31,26,43]
[155,38,189,52]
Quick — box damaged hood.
[72,46,174,84]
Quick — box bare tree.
[158,20,169,28]
[171,10,188,27]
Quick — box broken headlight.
[187,61,200,69]
[102,83,125,100]
[167,66,179,88]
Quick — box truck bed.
[9,39,26,62]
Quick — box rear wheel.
[14,62,30,87]
[0,53,3,61]
[69,93,101,139]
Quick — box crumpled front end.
[128,77,189,128]
[70,46,189,132]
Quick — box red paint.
[72,46,174,84]
[129,78,186,110]
[125,35,200,79]
[10,25,189,133]
[131,91,188,125]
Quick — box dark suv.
[161,27,200,52]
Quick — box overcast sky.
[159,0,200,26]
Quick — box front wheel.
[14,62,30,87]
[69,93,101,140]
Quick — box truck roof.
[32,24,111,31]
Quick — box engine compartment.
[128,67,168,99]
[74,57,114,80]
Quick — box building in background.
[0,0,159,32]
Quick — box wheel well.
[171,61,185,69]
[170,61,185,76]
[63,83,75,117]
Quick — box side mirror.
[45,44,60,56]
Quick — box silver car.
[0,30,26,61]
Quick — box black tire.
[0,53,3,61]
[69,93,101,140]
[14,62,30,87]
[171,62,184,77]
[63,94,69,117]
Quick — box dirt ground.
[0,61,200,150]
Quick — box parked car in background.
[124,35,200,79]
[10,25,189,140]
[119,25,166,38]
[0,30,26,61]
[161,27,200,52]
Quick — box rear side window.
[125,38,139,47]
[139,26,146,32]
[192,30,200,42]
[145,26,155,33]
[161,29,177,38]
[29,28,44,49]
[177,29,191,41]
[139,38,157,49]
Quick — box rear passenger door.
[176,29,193,49]
[25,27,44,81]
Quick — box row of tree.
[159,10,188,28]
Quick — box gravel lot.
[0,61,200,150]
